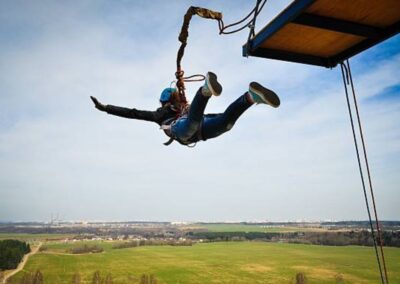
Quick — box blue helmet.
[160,88,177,103]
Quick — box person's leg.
[171,72,222,142]
[201,82,280,140]
[201,94,252,140]
[171,87,210,141]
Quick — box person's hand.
[90,96,106,111]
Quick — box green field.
[9,241,400,283]
[195,224,324,233]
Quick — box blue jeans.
[171,87,252,143]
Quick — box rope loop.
[183,74,205,82]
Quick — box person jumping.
[90,72,280,146]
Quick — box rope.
[340,61,388,284]
[345,60,389,283]
[245,0,264,57]
[183,74,206,82]
[175,1,267,112]
[176,7,222,111]
[219,0,267,35]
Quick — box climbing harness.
[340,60,389,284]
[160,117,198,147]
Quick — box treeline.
[113,239,193,249]
[187,230,400,247]
[0,226,183,239]
[76,271,158,284]
[0,239,31,270]
[69,244,103,254]
[187,231,275,241]
[294,230,400,247]
[15,270,158,284]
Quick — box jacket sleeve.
[105,105,169,125]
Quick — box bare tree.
[33,270,43,284]
[92,271,101,284]
[72,272,81,284]
[295,272,307,284]
[139,274,158,284]
[104,273,113,284]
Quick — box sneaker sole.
[207,72,222,96]
[249,82,280,108]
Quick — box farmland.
[8,240,400,283]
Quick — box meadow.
[8,240,400,283]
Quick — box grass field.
[194,224,325,233]
[8,241,400,283]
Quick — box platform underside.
[243,0,400,67]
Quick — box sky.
[0,0,399,222]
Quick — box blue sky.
[0,1,399,222]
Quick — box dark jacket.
[105,104,179,126]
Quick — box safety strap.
[160,118,199,147]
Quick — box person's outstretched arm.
[90,96,172,125]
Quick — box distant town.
[1,220,399,247]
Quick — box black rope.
[219,0,267,35]
[345,60,389,283]
[244,0,263,57]
[340,61,386,284]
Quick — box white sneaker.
[249,82,280,108]
[203,72,222,96]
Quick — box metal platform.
[243,0,400,68]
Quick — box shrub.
[69,244,103,254]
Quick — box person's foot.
[90,96,107,111]
[248,82,280,108]
[202,72,222,96]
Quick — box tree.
[149,274,158,284]
[0,240,31,270]
[140,274,149,284]
[295,272,307,284]
[33,270,44,284]
[92,271,101,284]
[104,273,113,284]
[19,272,34,284]
[72,272,81,284]
[140,274,158,284]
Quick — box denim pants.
[171,87,252,143]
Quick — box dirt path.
[2,242,42,284]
